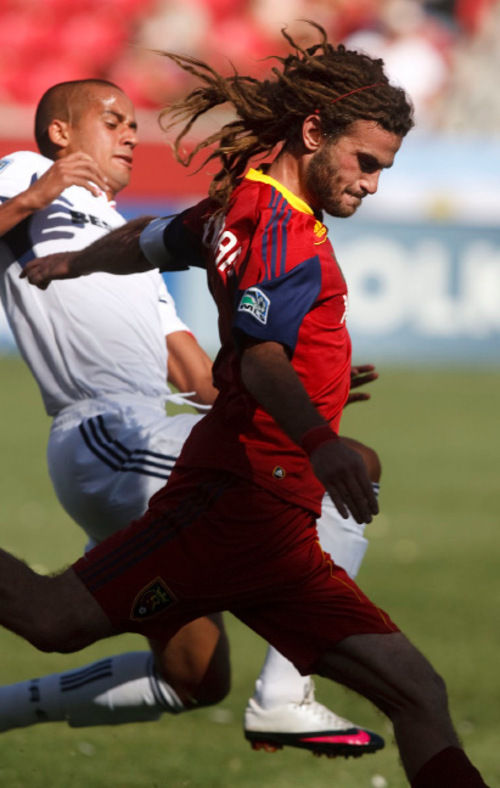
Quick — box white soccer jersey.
[0,151,189,416]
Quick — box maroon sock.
[412,747,489,788]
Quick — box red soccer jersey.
[163,168,352,514]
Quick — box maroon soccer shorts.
[73,467,398,674]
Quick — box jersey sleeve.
[140,202,211,272]
[231,202,323,355]
[0,151,48,202]
[157,276,192,337]
[233,257,322,354]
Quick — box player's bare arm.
[240,339,378,524]
[166,330,218,408]
[0,152,108,238]
[21,217,155,288]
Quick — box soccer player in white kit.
[0,79,383,757]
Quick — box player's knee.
[25,576,97,654]
[380,660,448,722]
[394,642,450,721]
[27,618,84,654]
[28,619,94,654]
[415,666,449,714]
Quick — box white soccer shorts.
[47,397,202,546]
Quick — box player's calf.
[150,613,231,708]
[315,632,462,782]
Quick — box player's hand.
[20,252,73,289]
[309,438,379,524]
[20,153,108,212]
[345,364,378,406]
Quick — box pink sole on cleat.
[245,728,385,758]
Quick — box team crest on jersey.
[131,577,177,621]
[273,466,286,480]
[313,219,327,244]
[238,287,270,325]
[0,159,12,175]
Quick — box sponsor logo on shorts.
[131,577,177,621]
[238,287,270,325]
[273,466,286,480]
[0,159,13,175]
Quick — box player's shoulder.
[241,169,313,220]
[239,169,328,248]
[0,150,51,179]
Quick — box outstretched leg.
[315,632,488,787]
[245,438,383,758]
[0,554,112,653]
[0,413,232,734]
[0,552,230,731]
[0,617,230,731]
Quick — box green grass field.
[0,356,499,788]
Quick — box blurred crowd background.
[0,0,498,364]
[0,0,499,137]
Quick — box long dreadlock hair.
[158,21,414,208]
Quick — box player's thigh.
[314,631,446,716]
[47,416,157,536]
[48,410,203,541]
[35,567,118,653]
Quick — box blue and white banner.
[328,219,500,363]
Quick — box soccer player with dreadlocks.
[12,22,491,787]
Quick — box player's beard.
[306,145,361,219]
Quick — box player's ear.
[302,114,324,153]
[47,119,71,150]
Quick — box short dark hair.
[34,79,122,158]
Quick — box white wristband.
[139,217,172,268]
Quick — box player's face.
[305,120,402,218]
[65,87,138,198]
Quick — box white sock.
[252,484,379,710]
[253,650,312,709]
[0,651,185,731]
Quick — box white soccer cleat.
[244,681,384,758]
